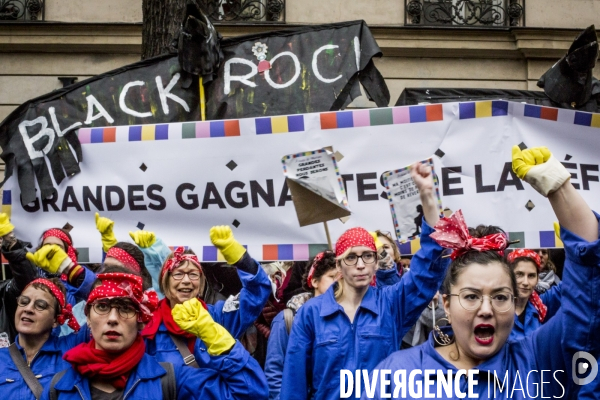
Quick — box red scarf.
[529,291,547,322]
[63,335,145,390]
[141,298,206,353]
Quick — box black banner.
[0,20,389,206]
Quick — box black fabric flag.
[0,20,389,206]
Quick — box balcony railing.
[405,0,525,27]
[0,0,44,21]
[200,0,285,23]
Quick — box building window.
[201,0,285,23]
[0,0,44,21]
[405,0,525,27]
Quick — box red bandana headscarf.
[42,229,78,265]
[105,247,141,273]
[86,273,158,323]
[306,252,326,289]
[429,209,508,260]
[143,248,205,351]
[335,227,376,257]
[159,246,203,284]
[25,278,80,332]
[63,335,146,390]
[507,249,547,322]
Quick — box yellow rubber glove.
[209,225,246,265]
[511,145,571,196]
[0,213,14,237]
[95,212,118,252]
[172,298,236,356]
[26,245,73,274]
[369,231,384,250]
[129,231,156,248]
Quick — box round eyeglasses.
[17,295,54,312]
[91,301,138,319]
[448,290,514,313]
[171,271,201,281]
[342,251,377,266]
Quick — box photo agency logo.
[572,351,598,386]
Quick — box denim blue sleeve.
[64,266,96,305]
[265,312,289,400]
[139,236,172,299]
[281,306,313,400]
[175,341,268,399]
[206,255,271,339]
[376,266,401,288]
[530,212,600,399]
[379,218,450,336]
[539,282,561,320]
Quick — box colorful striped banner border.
[320,104,443,130]
[200,244,327,262]
[459,101,508,119]
[1,190,11,217]
[573,111,600,128]
[523,104,558,121]
[182,120,240,138]
[256,115,305,134]
[539,231,563,248]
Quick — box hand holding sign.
[383,158,443,243]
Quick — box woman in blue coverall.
[41,272,268,399]
[141,225,271,368]
[0,277,90,399]
[265,251,339,399]
[507,248,561,341]
[280,162,450,400]
[366,145,600,399]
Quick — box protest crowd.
[0,143,597,400]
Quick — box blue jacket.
[40,341,269,400]
[364,215,600,400]
[145,253,271,367]
[265,269,402,400]
[508,284,561,341]
[375,266,402,288]
[280,219,449,400]
[265,311,288,400]
[0,328,90,400]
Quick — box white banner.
[4,101,600,262]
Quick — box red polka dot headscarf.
[24,278,80,332]
[160,247,202,283]
[86,273,158,323]
[335,227,376,257]
[507,249,541,270]
[105,247,141,273]
[43,229,78,265]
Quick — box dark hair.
[108,242,152,290]
[301,251,337,292]
[441,225,518,297]
[37,228,79,259]
[30,277,66,318]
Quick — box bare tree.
[141,0,187,60]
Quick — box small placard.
[383,158,443,243]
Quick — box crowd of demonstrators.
[264,251,338,399]
[1,144,597,400]
[366,145,600,399]
[280,161,451,400]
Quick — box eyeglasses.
[342,252,377,266]
[448,290,514,313]
[171,271,201,281]
[17,296,54,312]
[91,301,138,319]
